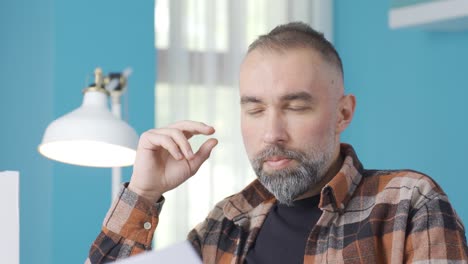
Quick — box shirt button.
[143,222,152,230]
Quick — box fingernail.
[187,150,194,158]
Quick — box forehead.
[239,48,340,99]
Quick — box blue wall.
[52,0,155,263]
[0,0,54,263]
[1,0,154,263]
[335,1,468,223]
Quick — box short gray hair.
[248,22,343,78]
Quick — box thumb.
[188,138,218,174]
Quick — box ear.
[336,94,356,133]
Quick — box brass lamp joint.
[82,67,110,95]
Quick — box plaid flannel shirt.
[87,144,468,263]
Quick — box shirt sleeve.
[404,193,468,262]
[85,183,165,264]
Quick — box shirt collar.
[223,143,364,221]
[318,143,364,214]
[223,179,275,222]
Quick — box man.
[87,22,468,263]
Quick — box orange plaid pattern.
[87,144,468,263]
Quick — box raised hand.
[128,121,218,203]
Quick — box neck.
[294,147,344,201]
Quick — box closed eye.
[246,108,265,115]
[286,106,311,112]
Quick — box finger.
[167,121,215,137]
[188,138,218,173]
[149,128,194,159]
[140,132,184,160]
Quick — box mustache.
[253,145,306,164]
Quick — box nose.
[263,111,288,145]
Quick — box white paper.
[0,171,19,264]
[114,241,202,264]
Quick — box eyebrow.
[280,91,313,102]
[240,96,262,105]
[240,91,313,105]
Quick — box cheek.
[290,115,336,145]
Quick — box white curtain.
[153,0,333,249]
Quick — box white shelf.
[389,0,468,30]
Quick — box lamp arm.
[111,94,123,200]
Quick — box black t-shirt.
[245,194,322,264]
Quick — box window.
[154,0,332,248]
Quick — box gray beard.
[252,145,332,206]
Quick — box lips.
[264,156,293,170]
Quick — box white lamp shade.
[38,91,139,167]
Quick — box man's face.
[239,47,345,205]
